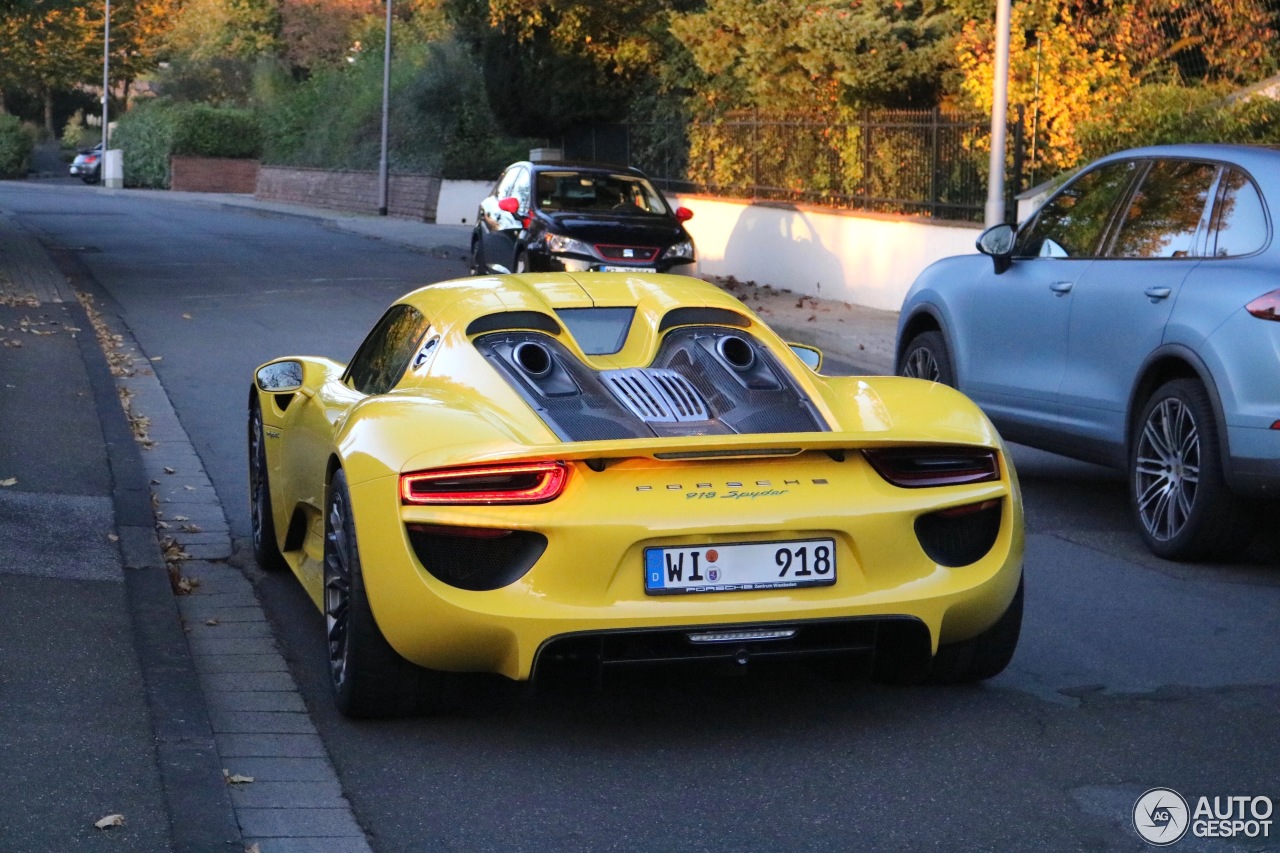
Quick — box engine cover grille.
[601,368,709,423]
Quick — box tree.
[669,0,958,113]
[0,0,99,131]
[165,0,281,62]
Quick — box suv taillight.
[1246,290,1280,321]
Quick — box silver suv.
[897,144,1280,561]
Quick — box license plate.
[644,539,836,595]
[599,265,657,273]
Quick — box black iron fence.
[560,108,1025,224]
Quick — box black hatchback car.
[469,162,697,276]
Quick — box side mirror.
[788,343,823,372]
[497,197,521,215]
[675,206,694,222]
[976,223,1015,274]
[255,360,304,393]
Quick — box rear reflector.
[863,447,1000,488]
[400,461,568,505]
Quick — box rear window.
[555,307,636,355]
[1210,168,1269,257]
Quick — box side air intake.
[602,368,709,423]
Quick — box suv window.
[1015,160,1138,258]
[1210,168,1269,257]
[1106,160,1218,259]
[345,305,431,396]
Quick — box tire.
[514,250,530,274]
[469,238,485,275]
[324,469,446,718]
[899,330,955,387]
[1129,379,1256,561]
[928,577,1023,684]
[248,399,288,573]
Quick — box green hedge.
[1076,85,1280,165]
[0,114,35,179]
[111,100,263,188]
[171,104,261,158]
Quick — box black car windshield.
[536,172,669,216]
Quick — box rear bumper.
[350,464,1025,680]
[1226,424,1280,498]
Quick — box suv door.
[1055,158,1219,463]
[961,160,1138,438]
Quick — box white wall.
[436,180,492,226]
[669,194,981,312]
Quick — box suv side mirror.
[976,223,1015,274]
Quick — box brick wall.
[170,157,259,194]
[254,165,441,222]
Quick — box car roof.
[514,161,649,177]
[1092,142,1280,173]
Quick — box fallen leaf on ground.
[205,619,219,626]
[163,466,176,475]
[94,814,125,830]
[107,533,119,542]
[223,769,255,785]
[181,313,192,320]
[0,477,16,487]
[150,356,162,361]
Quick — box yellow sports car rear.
[249,272,1024,717]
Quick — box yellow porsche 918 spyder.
[249,272,1024,717]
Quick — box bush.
[111,100,180,188]
[1076,84,1280,165]
[171,104,262,158]
[0,115,35,179]
[256,38,534,178]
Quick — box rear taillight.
[86,155,98,164]
[1246,290,1280,321]
[400,461,568,505]
[863,447,1000,488]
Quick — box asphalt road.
[9,182,1280,852]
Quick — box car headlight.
[546,234,594,256]
[662,240,696,261]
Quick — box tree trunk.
[44,88,55,136]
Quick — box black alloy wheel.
[248,400,287,572]
[899,330,955,387]
[514,250,530,274]
[1130,379,1255,561]
[324,469,445,717]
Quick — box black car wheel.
[899,330,955,387]
[514,250,530,274]
[928,576,1023,684]
[1130,379,1255,561]
[325,469,446,718]
[248,400,287,572]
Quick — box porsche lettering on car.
[249,272,1025,717]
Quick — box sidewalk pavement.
[0,184,901,852]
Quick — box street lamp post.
[377,0,391,216]
[101,0,110,151]
[985,0,1011,227]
